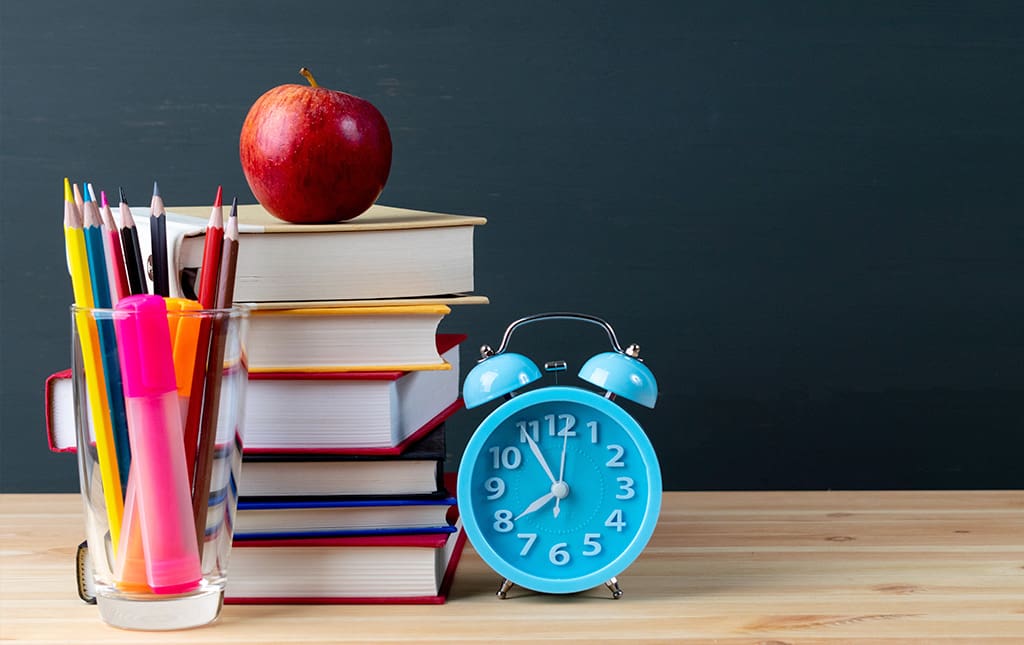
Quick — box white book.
[128,202,486,303]
[45,335,464,453]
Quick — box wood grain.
[1,491,1021,643]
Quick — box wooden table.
[1,492,1021,643]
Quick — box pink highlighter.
[114,294,202,594]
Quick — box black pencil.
[150,181,169,296]
[117,188,148,295]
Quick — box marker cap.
[114,295,177,397]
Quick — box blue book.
[233,493,456,540]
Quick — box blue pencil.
[83,183,132,490]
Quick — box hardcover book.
[233,493,457,540]
[244,302,458,373]
[45,334,465,453]
[76,518,467,605]
[226,520,467,604]
[125,203,486,303]
[240,423,447,497]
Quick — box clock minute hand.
[554,426,571,518]
[523,432,557,485]
[514,492,556,520]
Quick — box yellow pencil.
[64,177,123,545]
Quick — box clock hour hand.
[523,432,557,485]
[514,492,556,521]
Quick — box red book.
[76,501,467,605]
[225,519,466,604]
[44,334,465,455]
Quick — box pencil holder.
[70,300,249,630]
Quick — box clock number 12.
[516,414,577,443]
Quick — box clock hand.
[522,432,557,485]
[557,428,570,483]
[554,426,571,517]
[514,491,556,521]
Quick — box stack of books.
[46,202,488,604]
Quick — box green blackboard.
[2,1,1022,491]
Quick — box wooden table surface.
[1,491,1021,643]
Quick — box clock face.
[457,386,661,594]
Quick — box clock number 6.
[549,543,570,566]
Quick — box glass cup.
[71,300,249,630]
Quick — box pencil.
[198,186,224,309]
[117,188,148,295]
[64,178,123,545]
[82,184,132,488]
[191,197,239,547]
[182,187,224,477]
[98,188,131,304]
[150,181,169,297]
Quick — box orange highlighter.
[166,298,203,425]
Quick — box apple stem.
[299,67,319,88]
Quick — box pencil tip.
[119,186,127,204]
[230,196,238,214]
[82,183,93,202]
[214,185,223,207]
[63,178,73,202]
[101,190,108,208]
[152,180,160,197]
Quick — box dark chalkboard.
[3,1,1023,492]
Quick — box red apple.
[239,68,392,223]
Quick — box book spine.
[44,368,74,453]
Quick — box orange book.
[245,302,461,373]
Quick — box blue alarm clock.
[457,313,661,598]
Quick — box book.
[44,334,465,454]
[227,521,466,604]
[240,423,446,497]
[43,369,75,454]
[75,518,467,604]
[125,203,486,303]
[245,302,462,373]
[241,331,466,451]
[233,494,456,540]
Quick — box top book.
[131,203,486,303]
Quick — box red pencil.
[197,186,224,308]
[191,197,240,547]
[99,189,131,303]
[183,186,225,483]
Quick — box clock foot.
[604,577,623,599]
[496,579,515,599]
